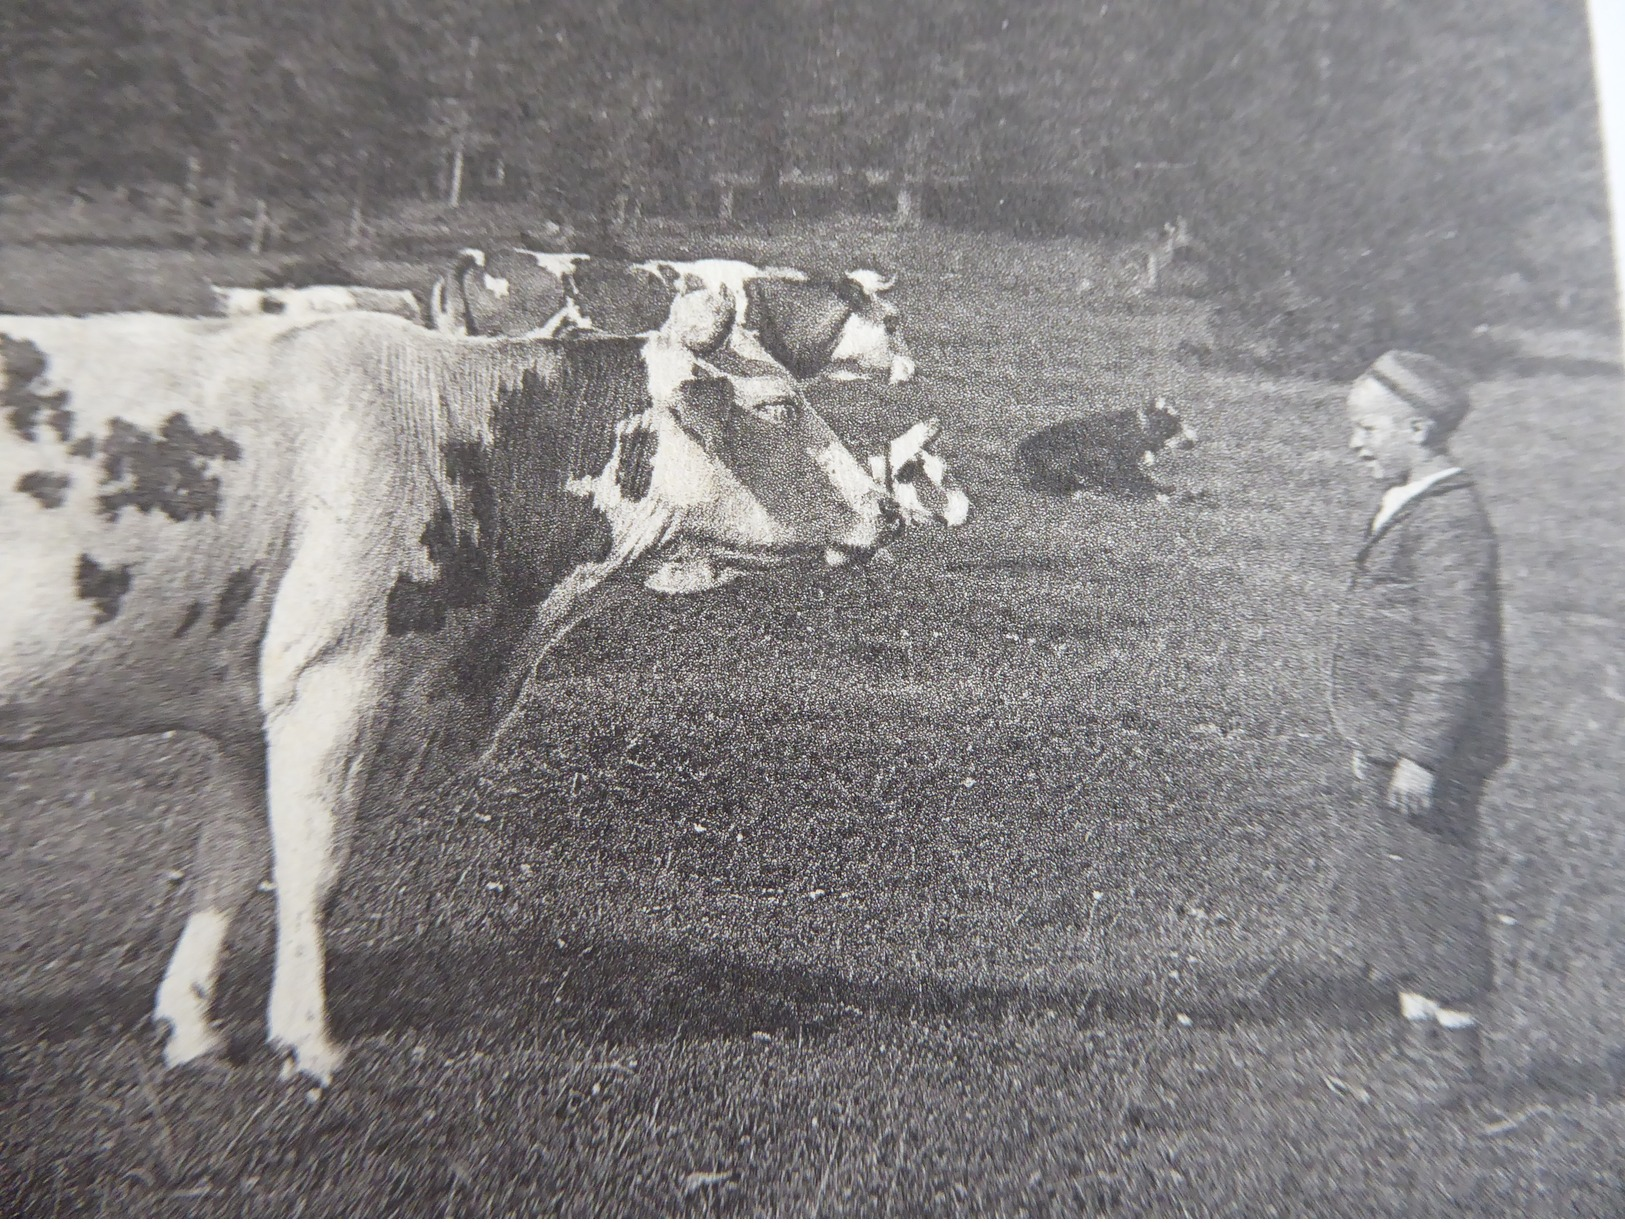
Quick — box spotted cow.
[431,250,916,384]
[640,259,916,385]
[0,297,902,1085]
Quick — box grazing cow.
[1014,396,1198,501]
[211,284,423,324]
[0,297,901,1085]
[432,251,916,383]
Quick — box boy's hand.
[1387,757,1436,815]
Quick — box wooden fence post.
[182,154,202,248]
[895,182,920,228]
[249,198,269,254]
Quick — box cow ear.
[834,275,870,309]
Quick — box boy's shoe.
[1373,1020,1485,1111]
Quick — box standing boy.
[1331,350,1508,1105]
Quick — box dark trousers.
[1351,765,1495,1009]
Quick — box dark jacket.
[1331,472,1508,782]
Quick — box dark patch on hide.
[211,565,259,631]
[16,470,70,508]
[67,435,97,459]
[484,342,645,604]
[386,343,647,648]
[2,334,74,443]
[743,280,851,379]
[386,440,498,636]
[671,376,736,456]
[568,261,674,335]
[75,553,132,624]
[97,413,243,521]
[614,425,658,501]
[464,251,571,336]
[386,505,493,635]
[173,600,206,637]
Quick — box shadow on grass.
[0,930,1397,1060]
[1500,1047,1625,1103]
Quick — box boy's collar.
[1356,468,1474,561]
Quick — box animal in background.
[1014,396,1197,500]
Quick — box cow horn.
[848,268,896,294]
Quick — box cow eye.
[742,398,799,426]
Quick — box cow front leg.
[153,735,268,1068]
[263,655,374,1086]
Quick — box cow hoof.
[157,1017,227,1069]
[274,1039,346,1088]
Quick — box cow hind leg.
[263,653,376,1087]
[153,736,268,1068]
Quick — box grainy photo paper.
[2,0,1621,1216]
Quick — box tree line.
[0,0,1609,367]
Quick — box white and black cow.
[427,248,598,339]
[211,284,424,324]
[640,259,915,385]
[431,250,915,384]
[0,297,902,1085]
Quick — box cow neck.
[743,279,847,380]
[478,337,654,608]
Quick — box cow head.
[625,289,903,591]
[867,417,973,528]
[1138,395,1198,452]
[828,269,915,384]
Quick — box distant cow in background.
[211,284,423,324]
[428,248,596,338]
[431,250,916,384]
[1015,396,1198,501]
[639,259,916,384]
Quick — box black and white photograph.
[2,0,1622,1215]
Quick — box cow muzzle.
[824,500,905,567]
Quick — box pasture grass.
[2,222,1623,1215]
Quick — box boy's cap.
[1364,350,1471,440]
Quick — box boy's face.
[1346,377,1426,486]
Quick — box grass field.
[2,224,1623,1215]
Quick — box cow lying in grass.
[0,290,904,1085]
[1015,396,1198,501]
